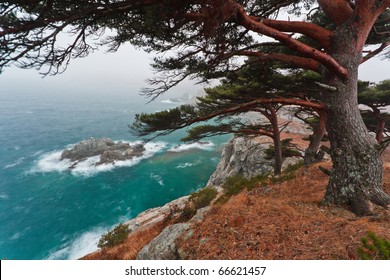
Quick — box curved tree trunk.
[372,107,385,144]
[376,119,385,144]
[321,25,390,215]
[304,111,327,166]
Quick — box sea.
[0,90,229,260]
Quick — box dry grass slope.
[178,162,390,260]
[83,159,390,260]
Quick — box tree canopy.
[1,1,388,90]
[131,60,326,174]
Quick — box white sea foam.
[150,173,164,186]
[176,162,194,169]
[0,193,9,200]
[4,157,25,169]
[31,150,44,157]
[34,151,70,173]
[175,160,201,169]
[10,232,22,241]
[33,141,167,177]
[47,227,107,260]
[168,141,215,152]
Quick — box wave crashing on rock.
[60,138,146,168]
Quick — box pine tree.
[1,1,389,215]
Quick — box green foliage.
[358,79,390,138]
[222,174,269,196]
[131,60,304,143]
[264,139,302,160]
[131,105,197,137]
[223,175,248,196]
[213,194,231,205]
[181,124,234,142]
[283,160,304,174]
[189,186,218,209]
[178,205,198,222]
[97,223,130,249]
[358,232,390,260]
[177,186,218,222]
[358,79,390,107]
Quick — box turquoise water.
[0,91,229,260]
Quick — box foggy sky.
[0,43,388,101]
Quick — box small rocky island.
[60,138,145,168]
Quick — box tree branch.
[191,97,325,125]
[361,41,390,64]
[232,2,349,78]
[317,0,354,26]
[259,18,333,50]
[315,82,338,92]
[232,50,322,73]
[354,0,386,51]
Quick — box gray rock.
[60,138,146,167]
[124,196,189,233]
[208,136,302,186]
[136,223,190,260]
[99,150,128,164]
[207,137,274,186]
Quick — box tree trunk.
[376,119,385,144]
[304,111,327,166]
[321,26,390,215]
[372,107,385,143]
[270,107,282,175]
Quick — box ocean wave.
[175,160,201,169]
[150,173,164,186]
[47,227,107,260]
[32,141,167,177]
[168,141,215,153]
[0,193,9,200]
[31,150,44,157]
[3,157,25,169]
[10,232,22,241]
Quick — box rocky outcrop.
[136,223,190,260]
[60,138,145,167]
[133,205,211,260]
[207,137,275,186]
[207,136,304,186]
[124,196,189,233]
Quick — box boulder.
[136,223,190,260]
[207,137,274,186]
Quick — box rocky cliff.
[207,137,274,186]
[208,136,302,186]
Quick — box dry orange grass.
[178,162,390,260]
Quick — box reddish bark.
[234,51,321,73]
[304,111,327,166]
[260,18,333,50]
[317,0,354,25]
[230,1,349,78]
